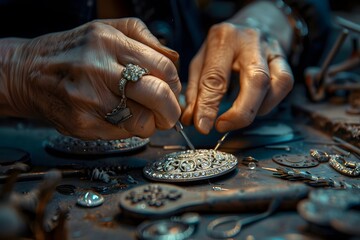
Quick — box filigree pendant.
[143,149,238,182]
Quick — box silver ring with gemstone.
[105,64,148,125]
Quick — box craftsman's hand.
[181,22,294,134]
[1,18,181,140]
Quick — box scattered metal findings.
[309,149,330,162]
[298,188,360,237]
[56,184,77,195]
[328,155,360,177]
[262,167,359,188]
[91,183,128,195]
[272,154,319,168]
[248,162,257,170]
[241,156,259,167]
[89,168,116,184]
[119,183,309,219]
[125,184,182,209]
[77,191,104,208]
[174,121,195,150]
[212,186,229,191]
[143,149,238,182]
[214,132,230,151]
[137,212,200,240]
[206,198,282,239]
[265,145,291,151]
[149,143,187,150]
[126,175,138,184]
[44,134,150,155]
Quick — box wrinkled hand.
[5,18,181,140]
[181,23,294,134]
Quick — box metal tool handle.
[119,183,309,219]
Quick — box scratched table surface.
[0,97,359,240]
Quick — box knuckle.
[153,80,173,106]
[241,27,261,38]
[156,55,181,95]
[251,69,271,89]
[276,71,294,93]
[209,22,235,36]
[201,69,228,94]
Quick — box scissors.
[206,197,282,239]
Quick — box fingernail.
[198,117,212,134]
[160,45,179,59]
[217,120,232,132]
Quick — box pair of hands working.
[0,2,294,140]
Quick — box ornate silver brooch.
[44,134,149,155]
[143,149,238,182]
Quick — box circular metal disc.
[272,154,319,168]
[143,149,238,182]
[137,219,194,240]
[44,135,149,155]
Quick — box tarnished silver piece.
[77,191,104,207]
[137,212,198,240]
[309,149,330,162]
[328,154,360,177]
[105,63,148,124]
[241,156,259,167]
[248,162,257,170]
[272,153,319,168]
[44,134,149,155]
[262,166,360,188]
[174,121,195,150]
[143,149,238,182]
[212,186,229,191]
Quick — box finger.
[85,21,181,97]
[99,18,179,63]
[257,56,294,115]
[68,100,156,140]
[106,68,181,129]
[192,23,236,134]
[126,75,182,129]
[117,100,156,137]
[181,44,205,126]
[115,34,181,97]
[216,29,270,132]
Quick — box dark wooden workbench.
[1,87,359,240]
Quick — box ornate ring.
[105,64,148,125]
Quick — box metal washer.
[272,154,319,168]
[143,149,238,182]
